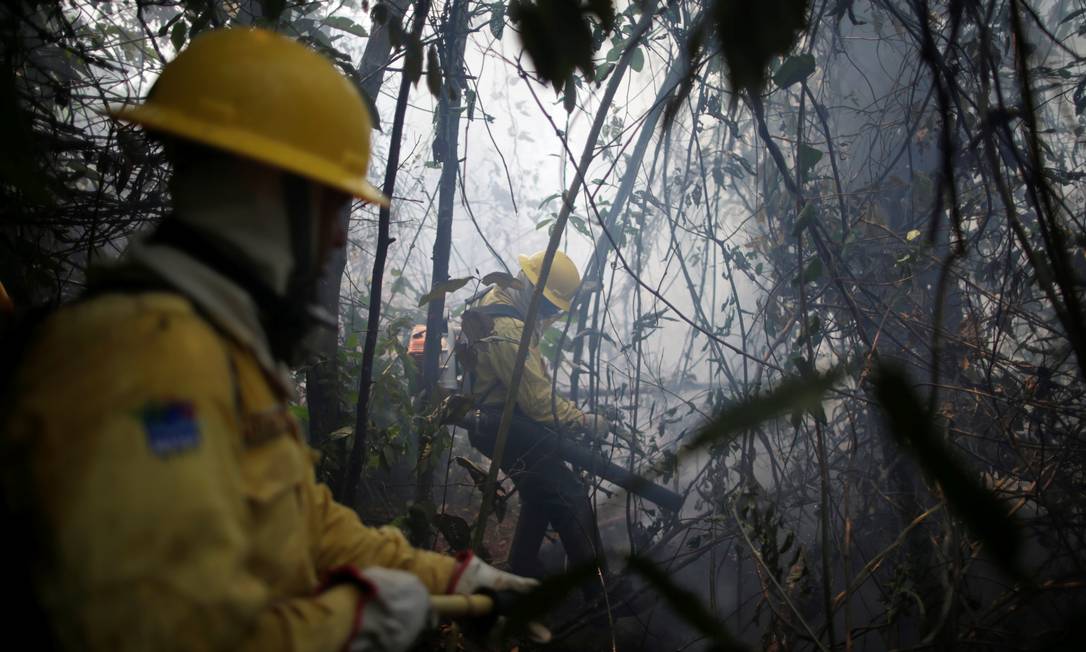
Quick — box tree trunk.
[415,0,469,508]
[306,0,409,459]
[341,0,433,510]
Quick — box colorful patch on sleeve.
[140,401,201,457]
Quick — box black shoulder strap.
[81,267,229,338]
[467,303,524,321]
[463,286,493,306]
[81,268,177,300]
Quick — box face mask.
[268,174,332,366]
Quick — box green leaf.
[872,363,1024,580]
[508,0,612,91]
[417,276,473,307]
[797,143,823,181]
[404,36,423,86]
[588,0,616,30]
[358,85,382,132]
[305,19,338,51]
[465,88,477,121]
[1058,8,1086,25]
[328,425,353,440]
[793,201,818,234]
[568,213,591,237]
[538,192,562,208]
[436,395,476,428]
[426,44,442,97]
[538,327,569,361]
[455,456,493,488]
[403,503,432,547]
[371,3,389,24]
[324,15,369,38]
[482,271,524,290]
[387,16,405,49]
[501,563,601,635]
[573,327,615,345]
[630,46,645,72]
[259,0,287,22]
[793,257,823,285]
[170,21,187,51]
[627,557,748,651]
[772,53,816,88]
[688,370,839,451]
[289,404,310,423]
[563,76,576,113]
[714,0,810,94]
[780,531,795,554]
[489,2,506,40]
[432,513,472,551]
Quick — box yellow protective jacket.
[471,287,585,426]
[4,292,456,651]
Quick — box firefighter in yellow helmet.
[1,28,535,652]
[462,249,613,596]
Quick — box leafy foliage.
[509,0,615,91]
[627,556,748,651]
[872,363,1024,579]
[772,53,815,89]
[417,275,472,306]
[5,1,1086,649]
[688,369,840,451]
[713,0,810,94]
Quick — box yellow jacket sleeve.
[479,316,585,426]
[311,483,458,594]
[5,295,358,652]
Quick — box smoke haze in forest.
[3,0,1085,649]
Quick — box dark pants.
[468,408,607,594]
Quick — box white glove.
[341,567,434,652]
[450,551,539,595]
[581,411,611,436]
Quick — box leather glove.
[580,411,611,436]
[448,552,550,645]
[448,551,539,595]
[325,566,434,652]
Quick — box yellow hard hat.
[518,250,581,311]
[109,28,388,206]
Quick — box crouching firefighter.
[0,28,536,652]
[456,251,615,596]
